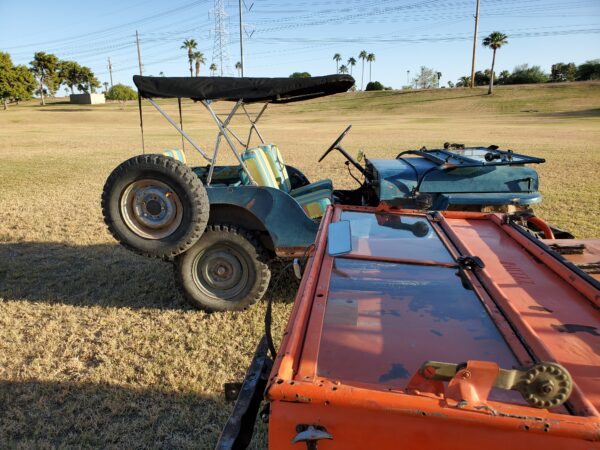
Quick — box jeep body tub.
[217,205,600,449]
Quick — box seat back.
[162,149,187,164]
[261,144,292,192]
[239,147,279,188]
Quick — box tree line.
[0,51,102,109]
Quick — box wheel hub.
[120,179,183,239]
[193,245,250,300]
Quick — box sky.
[1,0,599,91]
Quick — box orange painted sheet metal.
[266,206,600,449]
[443,217,600,416]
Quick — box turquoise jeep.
[102,74,557,312]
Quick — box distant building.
[69,93,105,105]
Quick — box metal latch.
[456,255,485,270]
[292,425,333,450]
[411,360,573,409]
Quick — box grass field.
[0,82,599,449]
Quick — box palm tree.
[192,51,206,77]
[367,53,375,83]
[358,50,368,89]
[333,53,342,73]
[180,39,198,77]
[235,61,242,77]
[210,63,217,77]
[339,65,348,74]
[347,57,356,76]
[482,31,508,95]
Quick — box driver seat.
[239,147,332,219]
[260,144,333,196]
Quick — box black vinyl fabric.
[133,74,355,103]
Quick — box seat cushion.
[162,149,187,164]
[262,144,334,195]
[261,144,292,192]
[290,179,334,197]
[239,147,278,188]
[294,188,332,219]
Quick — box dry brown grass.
[0,82,599,449]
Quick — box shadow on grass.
[0,379,231,449]
[37,108,96,112]
[0,242,296,310]
[541,108,600,118]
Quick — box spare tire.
[102,154,209,259]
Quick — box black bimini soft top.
[133,74,355,103]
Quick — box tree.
[365,81,384,91]
[192,51,205,77]
[30,52,60,105]
[497,70,511,85]
[210,63,217,76]
[105,84,137,103]
[347,57,356,75]
[0,52,36,109]
[181,39,198,77]
[235,61,242,77]
[359,50,368,90]
[576,59,600,81]
[482,31,508,95]
[474,70,490,86]
[77,66,100,93]
[339,64,348,74]
[447,81,454,88]
[103,81,109,93]
[58,60,82,94]
[289,72,311,78]
[456,76,471,87]
[367,53,375,83]
[551,62,577,82]
[333,53,342,73]
[413,66,437,89]
[508,64,548,84]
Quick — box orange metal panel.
[266,206,600,448]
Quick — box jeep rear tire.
[175,225,271,312]
[102,154,209,259]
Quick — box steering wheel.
[318,125,352,162]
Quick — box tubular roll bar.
[139,95,273,186]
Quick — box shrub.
[289,72,311,78]
[365,81,384,91]
[576,60,600,81]
[106,84,137,102]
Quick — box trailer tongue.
[216,205,600,449]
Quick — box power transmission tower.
[107,57,113,87]
[211,0,232,76]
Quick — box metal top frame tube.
[202,100,256,185]
[145,97,211,161]
[206,100,243,186]
[243,103,268,149]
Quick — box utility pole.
[136,30,143,76]
[469,0,480,88]
[107,57,113,87]
[239,0,244,77]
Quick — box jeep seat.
[260,144,333,196]
[162,149,187,164]
[239,147,332,219]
